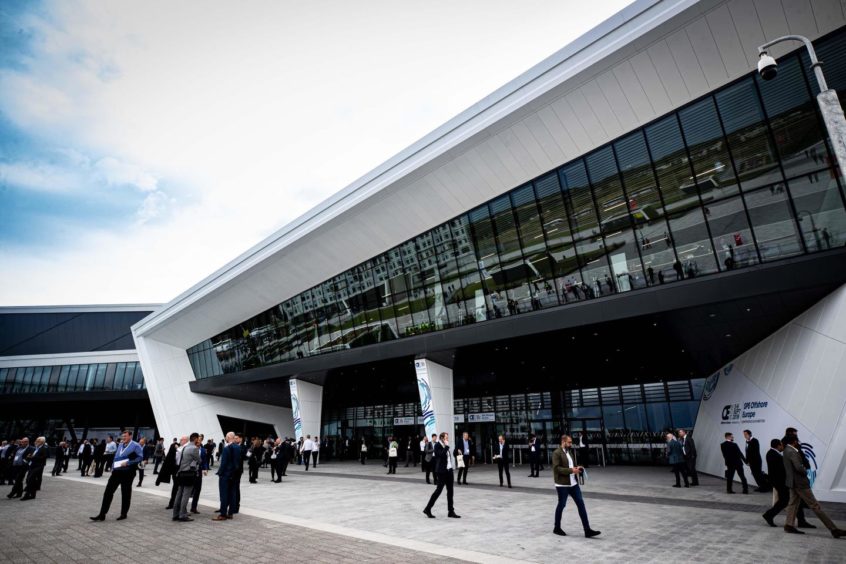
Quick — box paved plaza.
[1,459,844,563]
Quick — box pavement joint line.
[56,474,528,564]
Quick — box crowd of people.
[2,423,844,540]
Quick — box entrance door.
[462,422,498,464]
[564,417,606,467]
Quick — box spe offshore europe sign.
[696,363,828,489]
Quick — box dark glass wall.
[0,361,145,394]
[0,311,153,356]
[188,28,846,380]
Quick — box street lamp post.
[757,35,846,184]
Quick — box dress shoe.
[763,514,776,527]
[190,509,200,514]
[553,528,566,536]
[135,483,142,488]
[89,515,105,521]
[742,490,749,495]
[20,495,34,501]
[226,515,233,520]
[212,515,228,521]
[116,515,127,521]
[684,484,690,488]
[273,480,281,483]
[727,491,735,494]
[831,529,845,539]
[448,512,461,518]
[585,529,601,538]
[423,509,435,518]
[784,526,805,534]
[508,485,512,488]
[672,484,681,488]
[797,522,817,529]
[165,505,173,510]
[177,517,194,522]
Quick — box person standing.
[173,433,201,522]
[89,430,143,521]
[51,441,67,477]
[422,436,435,484]
[20,437,47,501]
[205,438,216,469]
[458,432,475,485]
[783,434,844,537]
[422,432,460,519]
[301,435,314,471]
[76,440,85,472]
[6,437,33,499]
[404,437,415,468]
[743,430,770,492]
[387,437,399,475]
[552,434,601,538]
[720,432,748,494]
[160,438,183,510]
[528,435,541,478]
[80,440,93,477]
[678,429,698,486]
[359,438,368,464]
[494,435,512,488]
[152,438,165,474]
[213,432,236,521]
[577,433,590,468]
[135,438,148,487]
[665,433,689,488]
[230,434,247,516]
[189,434,208,515]
[103,435,117,472]
[92,438,106,478]
[247,438,262,483]
[312,435,320,469]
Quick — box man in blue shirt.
[90,430,143,521]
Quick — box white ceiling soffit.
[134,0,846,348]
[0,304,161,314]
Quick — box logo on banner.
[704,363,732,401]
[417,377,435,431]
[289,380,302,437]
[720,400,768,424]
[802,442,819,488]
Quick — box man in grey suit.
[783,435,844,538]
[173,433,201,522]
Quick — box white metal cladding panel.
[136,0,846,349]
[813,0,846,34]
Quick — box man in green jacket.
[552,435,600,538]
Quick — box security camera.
[757,52,778,81]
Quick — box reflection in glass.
[744,185,803,261]
[788,174,846,251]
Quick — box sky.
[0,0,633,306]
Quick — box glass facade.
[322,378,703,465]
[188,29,846,380]
[0,362,145,394]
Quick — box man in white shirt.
[301,435,314,471]
[552,434,600,538]
[104,436,117,472]
[422,432,460,519]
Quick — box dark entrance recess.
[217,415,277,439]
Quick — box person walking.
[172,433,201,522]
[301,435,314,471]
[552,434,601,538]
[359,438,368,464]
[422,432,460,519]
[152,438,165,474]
[89,430,143,521]
[720,432,748,494]
[678,429,698,486]
[762,438,810,527]
[744,430,770,492]
[20,437,48,501]
[783,434,845,537]
[494,435,512,488]
[51,441,67,477]
[457,432,474,485]
[213,432,237,521]
[666,433,689,488]
[312,435,320,469]
[528,435,541,478]
[387,437,399,475]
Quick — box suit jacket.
[720,441,746,467]
[93,442,106,461]
[552,447,578,486]
[745,438,762,464]
[158,443,178,481]
[431,442,453,474]
[216,443,238,478]
[784,445,809,489]
[766,449,786,488]
[458,438,476,460]
[27,445,47,469]
[681,435,697,460]
[666,439,685,465]
[494,442,511,464]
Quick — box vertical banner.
[415,360,438,438]
[289,379,303,441]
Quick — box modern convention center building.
[131,0,846,501]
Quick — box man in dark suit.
[743,430,770,492]
[720,432,748,494]
[213,432,237,520]
[7,437,33,499]
[457,432,475,485]
[528,434,541,478]
[666,433,689,488]
[678,429,698,486]
[783,434,844,537]
[423,434,436,485]
[494,434,512,488]
[422,432,460,519]
[51,441,67,477]
[1,440,18,485]
[20,437,47,500]
[92,438,106,478]
[762,438,810,527]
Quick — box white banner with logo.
[695,363,827,489]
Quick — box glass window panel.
[670,400,700,430]
[415,230,451,330]
[534,173,584,302]
[668,208,720,278]
[560,161,599,238]
[758,56,830,180]
[715,78,782,190]
[433,229,468,328]
[372,254,401,339]
[68,364,81,391]
[114,363,126,391]
[603,404,625,431]
[645,402,672,434]
[745,184,804,261]
[623,403,649,432]
[575,237,612,297]
[705,195,759,270]
[678,98,739,200]
[94,363,107,390]
[469,207,507,319]
[84,364,97,390]
[491,194,536,313]
[787,173,846,251]
[23,366,34,393]
[400,240,433,333]
[512,183,561,308]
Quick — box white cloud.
[1,0,634,305]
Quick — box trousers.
[99,468,136,517]
[555,484,590,531]
[786,487,837,531]
[217,475,235,516]
[425,470,454,513]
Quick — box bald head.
[225,431,235,443]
